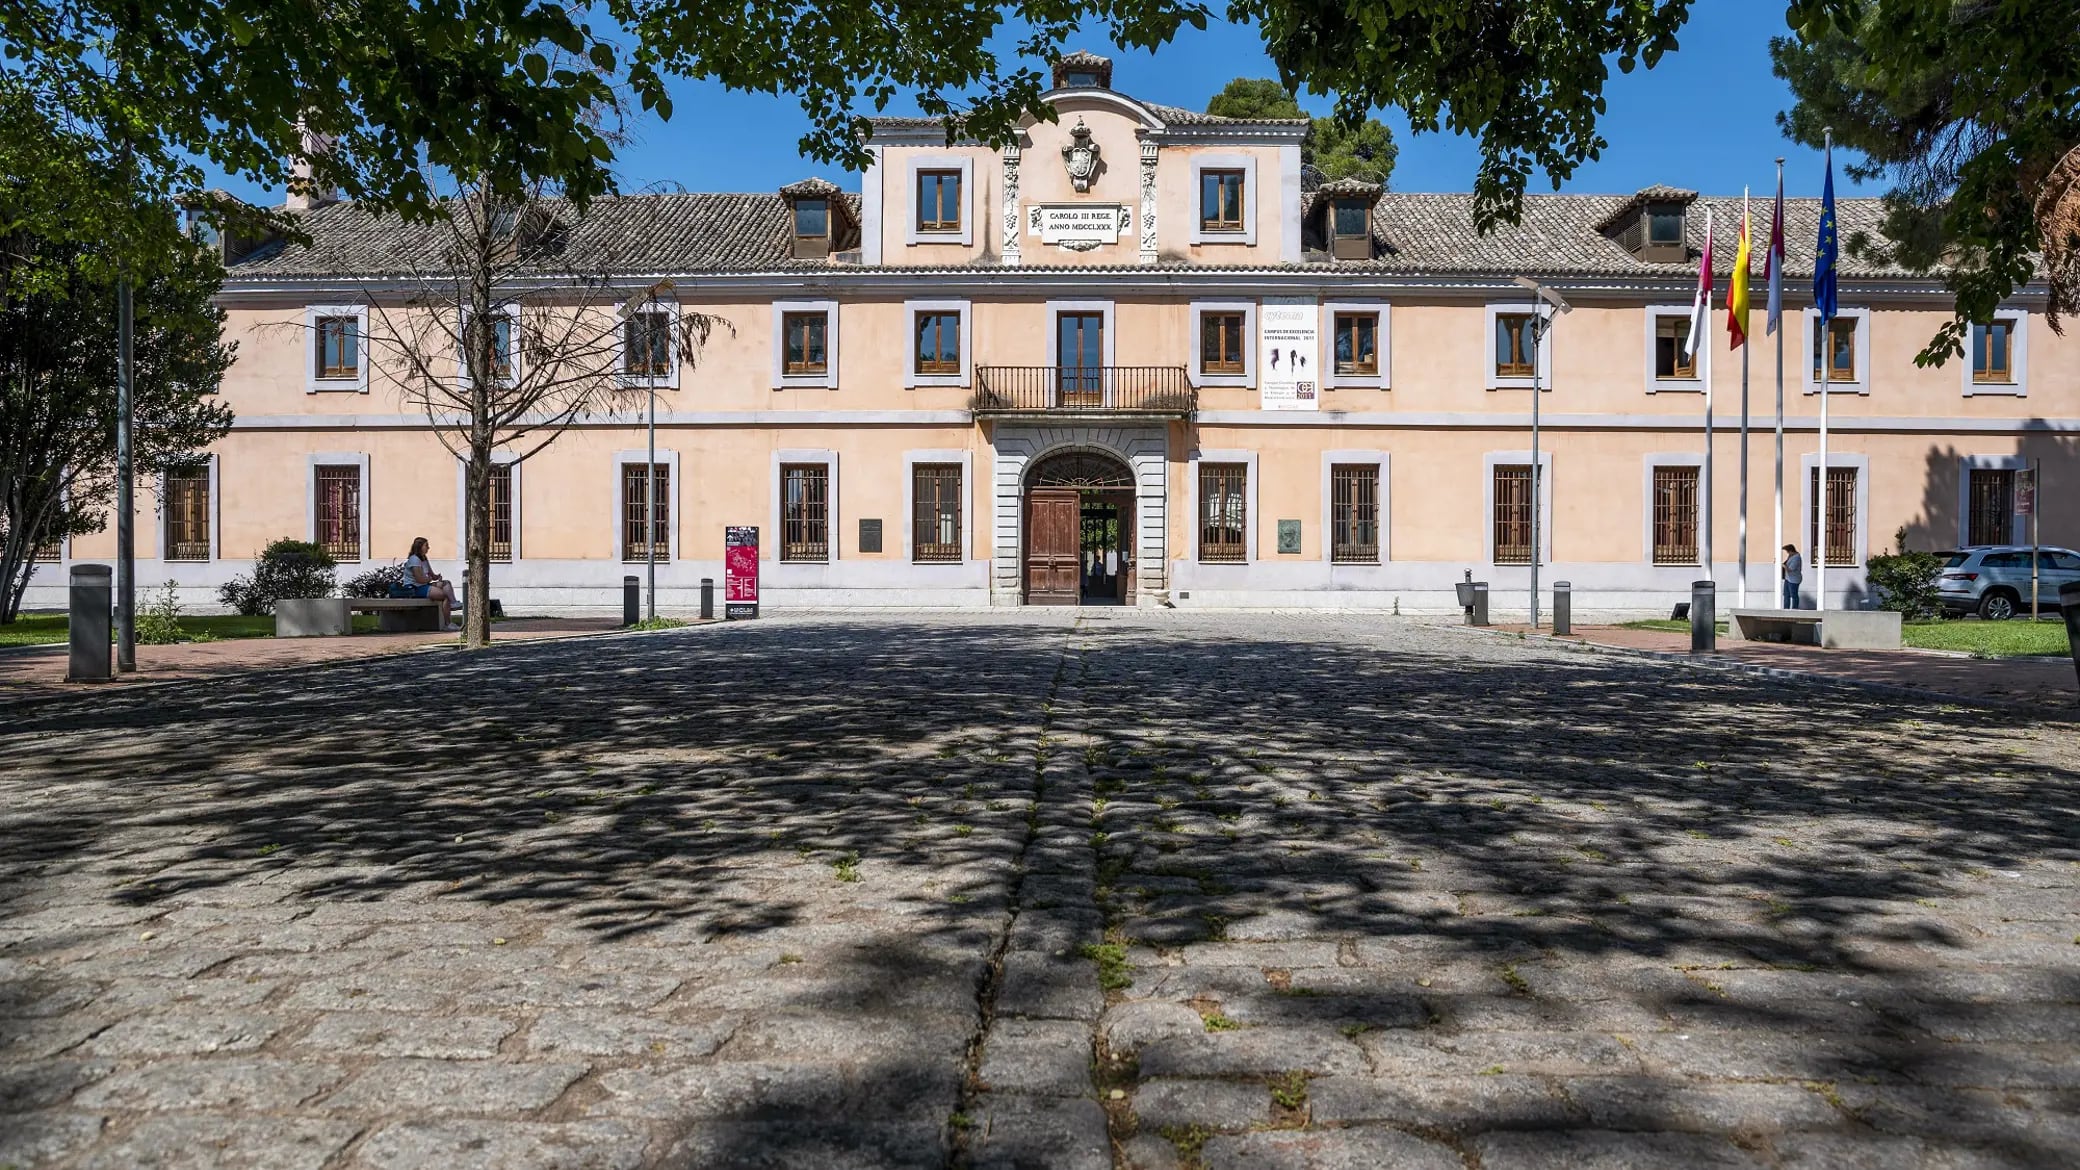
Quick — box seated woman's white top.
[405,554,432,584]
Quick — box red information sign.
[724,526,759,619]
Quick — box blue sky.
[213,1,1874,206]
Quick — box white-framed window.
[305,304,370,394]
[1798,452,1869,568]
[1802,306,1871,395]
[1957,455,2028,547]
[772,449,840,564]
[903,299,972,388]
[905,155,976,247]
[903,449,972,565]
[614,449,679,564]
[158,455,220,563]
[1189,154,1258,246]
[307,452,370,564]
[457,303,521,387]
[1484,302,1554,390]
[1642,306,1702,392]
[1321,450,1389,565]
[1641,455,1705,567]
[1189,301,1255,388]
[1322,300,1389,389]
[455,453,522,563]
[1483,451,1552,566]
[772,300,839,390]
[1190,449,1259,564]
[1962,310,2028,396]
[1043,299,1117,369]
[615,298,679,389]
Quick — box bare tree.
[326,175,726,647]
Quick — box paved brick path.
[1,612,2075,1168]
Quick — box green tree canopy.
[1775,0,2080,360]
[1205,77,1397,186]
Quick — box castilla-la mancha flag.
[1727,194,1753,349]
[1684,207,1715,360]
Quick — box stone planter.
[275,597,351,638]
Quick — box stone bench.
[275,596,445,637]
[1728,608,1901,650]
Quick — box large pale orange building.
[41,55,2079,614]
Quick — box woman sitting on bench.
[399,536,459,631]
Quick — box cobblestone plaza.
[2,612,2076,1168]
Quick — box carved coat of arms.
[1061,118,1101,193]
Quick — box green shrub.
[136,580,187,645]
[343,563,411,599]
[1866,527,1945,620]
[217,538,337,615]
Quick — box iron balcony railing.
[972,366,1196,416]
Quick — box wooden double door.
[1025,488,1135,605]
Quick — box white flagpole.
[1773,160,1785,609]
[1817,134,1832,614]
[1738,188,1751,609]
[1703,208,1715,591]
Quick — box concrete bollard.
[2060,581,2080,700]
[622,575,639,627]
[1691,579,1717,654]
[700,577,715,621]
[67,564,113,682]
[1553,580,1572,636]
[1470,582,1490,627]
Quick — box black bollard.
[623,575,639,627]
[67,564,114,682]
[700,577,715,621]
[2060,581,2080,701]
[1470,582,1490,627]
[1553,580,1572,636]
[1691,579,1717,653]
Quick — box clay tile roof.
[1315,178,1384,200]
[1141,102,1311,128]
[1592,184,1701,233]
[778,177,844,199]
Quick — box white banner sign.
[1028,204,1131,248]
[1260,298,1319,411]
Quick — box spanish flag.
[1727,191,1753,349]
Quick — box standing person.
[401,536,459,630]
[1781,544,1804,610]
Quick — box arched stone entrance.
[1023,449,1137,605]
[988,425,1169,607]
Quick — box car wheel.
[1978,591,2017,621]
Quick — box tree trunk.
[464,439,493,648]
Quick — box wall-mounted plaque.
[858,518,883,553]
[1277,520,1302,554]
[1028,204,1132,250]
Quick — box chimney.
[285,120,339,212]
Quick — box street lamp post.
[1512,276,1572,629]
[617,279,676,623]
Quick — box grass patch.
[1902,618,2071,657]
[1619,619,1729,634]
[1078,942,1133,991]
[0,612,381,646]
[626,616,688,631]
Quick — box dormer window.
[1064,71,1100,87]
[795,200,828,244]
[1331,200,1370,260]
[781,177,857,261]
[1647,206,1684,246]
[1051,50,1113,90]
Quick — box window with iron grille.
[32,535,62,562]
[1330,464,1380,564]
[1334,313,1378,375]
[1811,317,1856,382]
[1972,321,2013,383]
[1651,466,1699,566]
[783,312,828,375]
[621,462,669,563]
[164,465,211,562]
[915,312,960,375]
[1654,315,1696,379]
[1199,463,1247,563]
[1200,169,1245,232]
[1493,464,1535,565]
[488,463,514,562]
[1807,466,1859,566]
[782,463,830,562]
[314,464,362,562]
[912,464,961,563]
[1966,468,2013,547]
[623,311,672,377]
[1495,314,1537,378]
[916,170,962,232]
[1201,312,1245,374]
[315,315,358,379]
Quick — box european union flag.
[1813,143,1838,320]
